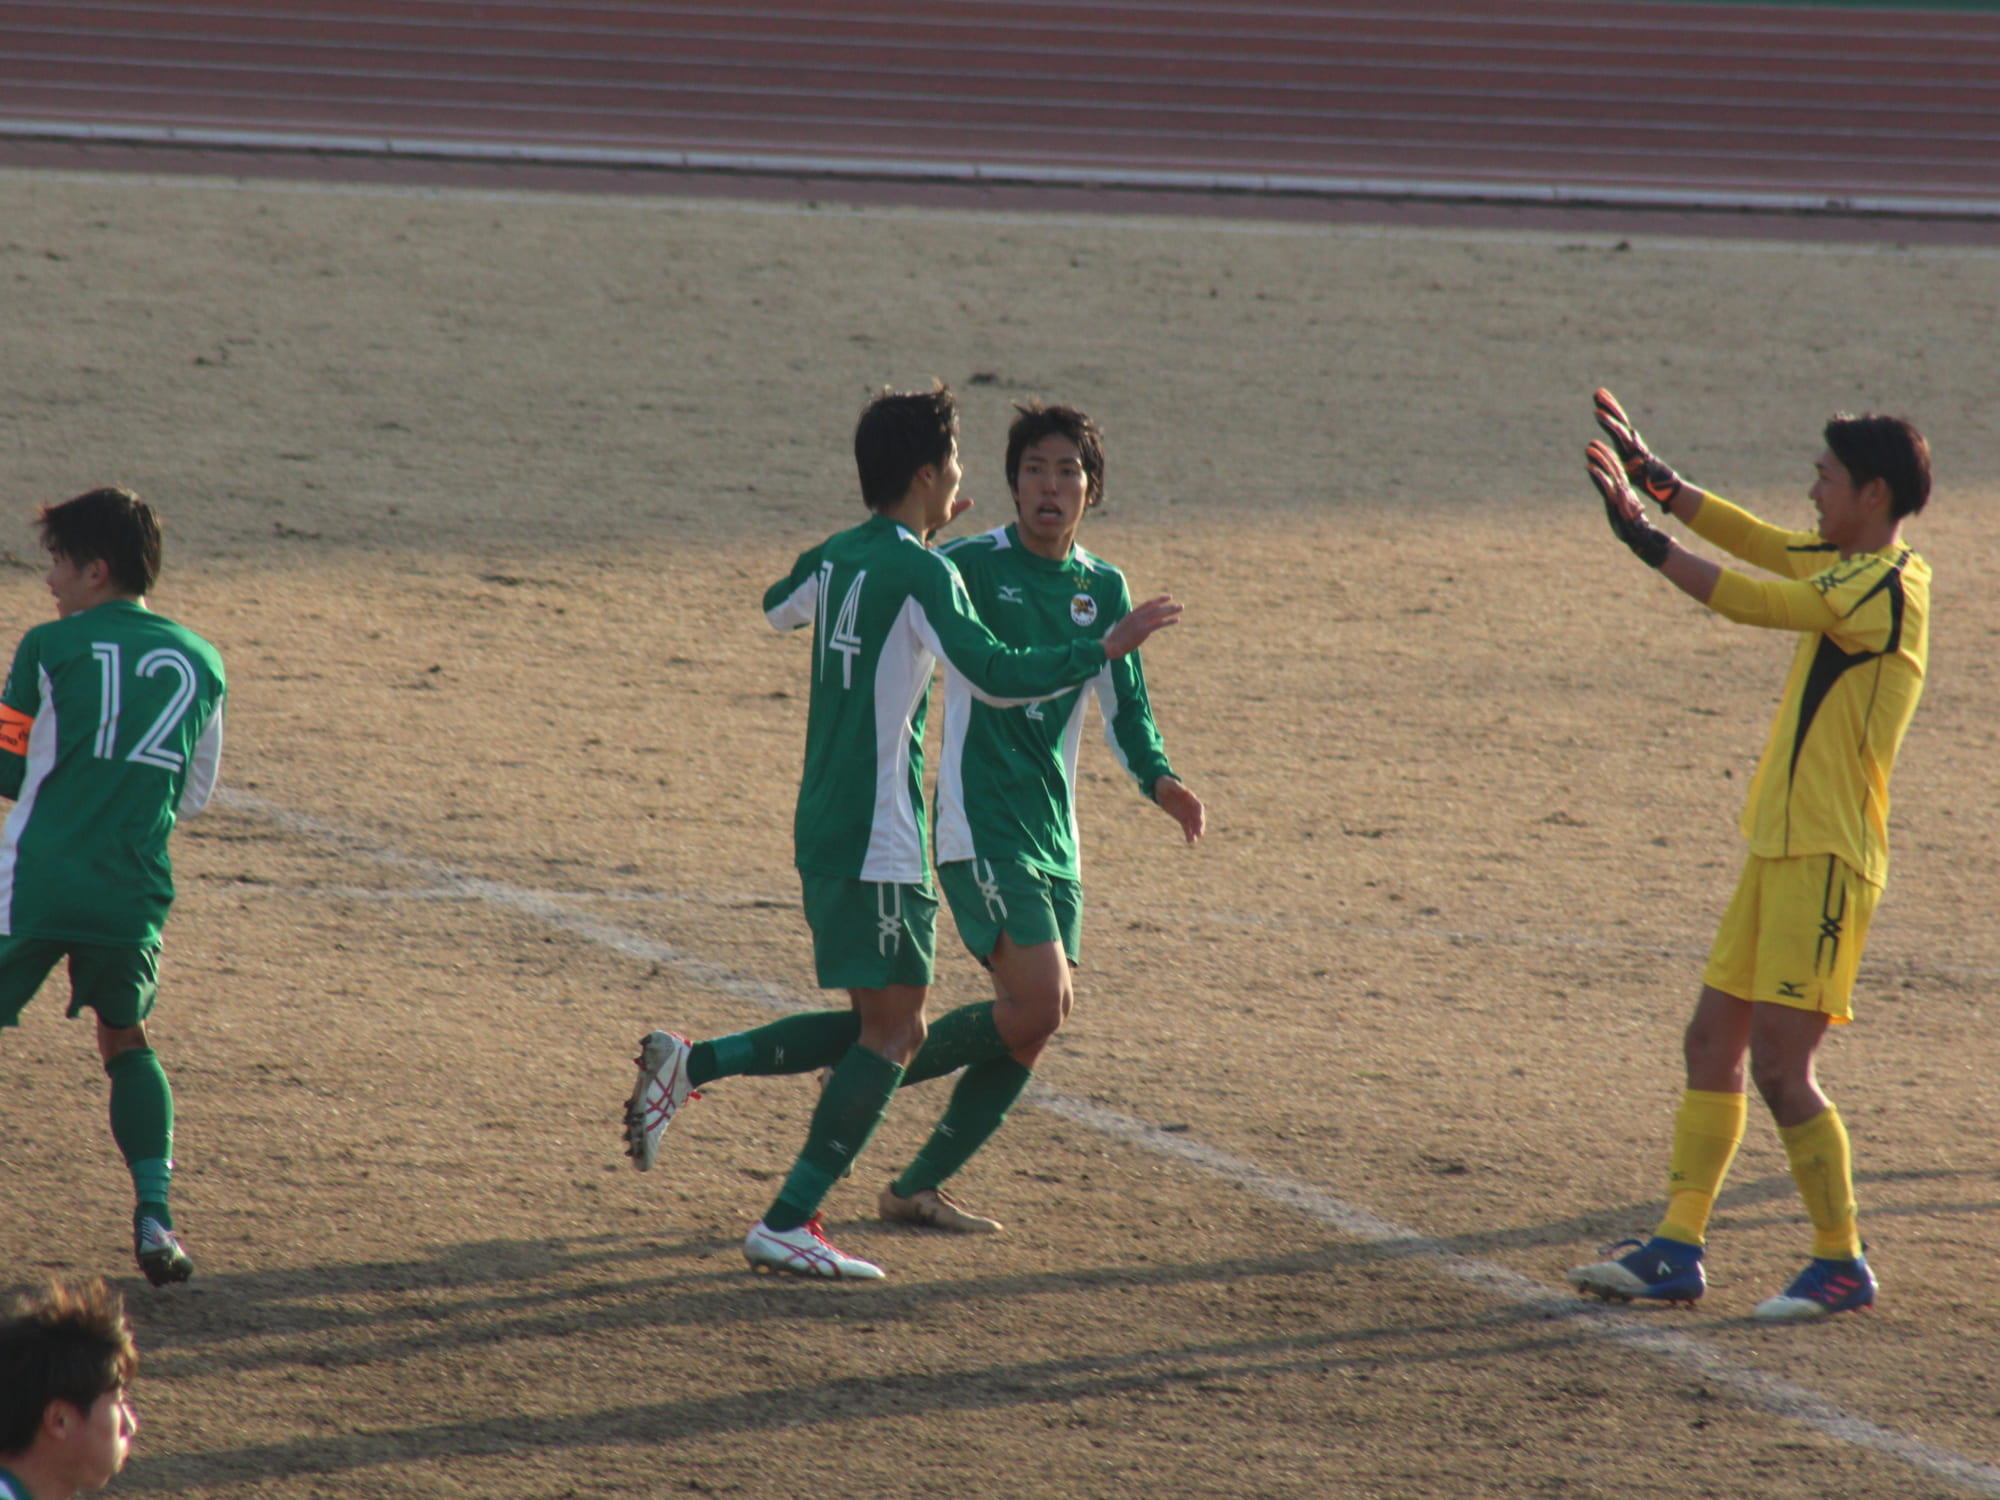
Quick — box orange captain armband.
[0,704,32,756]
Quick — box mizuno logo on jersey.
[875,883,904,957]
[997,586,1024,604]
[975,860,1008,919]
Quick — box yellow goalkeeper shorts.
[1703,853,1879,1024]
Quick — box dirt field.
[3,167,1999,1498]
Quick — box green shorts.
[0,936,161,1030]
[799,873,937,990]
[939,858,1082,966]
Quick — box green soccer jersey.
[934,525,1175,879]
[764,512,1110,884]
[0,600,227,945]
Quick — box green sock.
[763,1044,903,1232]
[901,1001,1010,1087]
[894,1056,1033,1196]
[689,1010,859,1087]
[106,1047,175,1228]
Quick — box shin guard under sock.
[1656,1089,1747,1247]
[893,1056,1033,1197]
[763,1043,903,1232]
[691,1010,860,1087]
[1779,1105,1861,1260]
[900,1001,1010,1087]
[106,1046,175,1229]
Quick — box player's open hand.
[1103,594,1181,660]
[1593,388,1684,509]
[1153,775,1206,844]
[1588,440,1671,568]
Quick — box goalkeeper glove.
[1588,440,1671,569]
[1593,388,1685,509]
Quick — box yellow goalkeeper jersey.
[1688,494,1929,887]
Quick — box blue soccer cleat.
[1752,1253,1876,1321]
[1568,1236,1705,1305]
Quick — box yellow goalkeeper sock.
[1655,1089,1748,1247]
[1779,1105,1861,1261]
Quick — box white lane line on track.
[14,0,2000,49]
[4,120,1998,220]
[215,785,2000,1495]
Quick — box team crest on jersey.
[1069,593,1097,626]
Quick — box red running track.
[1,1,1997,216]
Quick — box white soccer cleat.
[624,1030,698,1172]
[743,1216,886,1279]
[134,1216,194,1286]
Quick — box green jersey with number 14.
[934,525,1175,879]
[764,512,1110,884]
[0,600,226,945]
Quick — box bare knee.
[851,985,927,1066]
[95,1020,149,1068]
[1746,1003,1830,1126]
[1748,1048,1823,1124]
[988,939,1070,1065]
[1681,990,1750,1093]
[997,974,1068,1054]
[1683,1030,1741,1089]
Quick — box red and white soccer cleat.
[624,1030,699,1172]
[743,1215,885,1279]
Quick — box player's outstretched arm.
[1153,775,1205,844]
[1102,595,1181,660]
[1587,441,1718,605]
[1593,389,1699,520]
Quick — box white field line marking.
[1042,1093,2000,1496]
[4,120,1999,221]
[308,883,2000,984]
[216,787,2000,1494]
[320,884,792,909]
[12,164,2000,263]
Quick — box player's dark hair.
[36,487,162,596]
[853,384,957,512]
[1005,401,1106,508]
[0,1279,137,1455]
[1824,414,1930,520]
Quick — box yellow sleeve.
[1708,551,1906,653]
[1706,568,1841,633]
[1683,492,1830,578]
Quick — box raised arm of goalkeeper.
[1586,389,1923,639]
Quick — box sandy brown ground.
[2,168,1999,1498]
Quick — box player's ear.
[1859,475,1893,513]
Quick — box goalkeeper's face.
[1810,448,1884,552]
